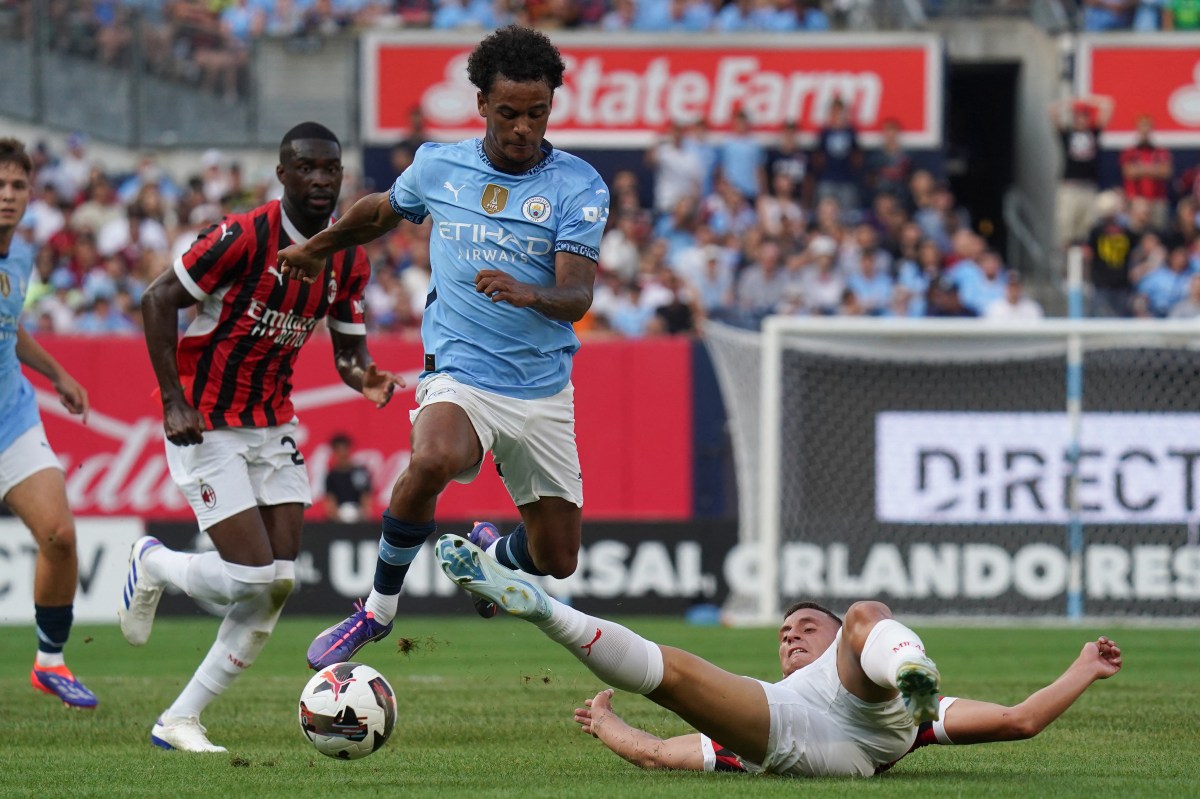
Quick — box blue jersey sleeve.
[388,143,433,224]
[554,170,609,264]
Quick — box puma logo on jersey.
[267,265,284,285]
[443,182,466,202]
[219,223,232,240]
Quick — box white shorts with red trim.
[164,420,312,528]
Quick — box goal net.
[704,316,1200,624]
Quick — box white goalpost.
[706,311,1200,626]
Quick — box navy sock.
[493,523,547,576]
[35,605,73,654]
[374,512,436,595]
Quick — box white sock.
[35,651,65,668]
[152,549,274,605]
[364,590,399,625]
[534,600,664,695]
[167,561,295,719]
[859,619,930,690]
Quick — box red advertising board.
[362,32,943,147]
[1077,34,1200,148]
[25,336,692,522]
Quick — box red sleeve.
[327,246,369,335]
[174,215,249,300]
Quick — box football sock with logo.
[491,523,547,576]
[34,605,72,667]
[168,561,296,719]
[533,600,663,695]
[364,513,435,625]
[149,549,275,606]
[859,619,930,690]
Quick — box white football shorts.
[410,373,583,508]
[747,629,918,777]
[164,420,312,529]
[0,423,64,500]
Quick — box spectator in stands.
[1081,0,1136,30]
[71,175,123,236]
[45,133,93,205]
[681,244,737,316]
[755,171,806,243]
[796,231,844,311]
[1085,191,1137,317]
[866,118,912,207]
[735,237,790,321]
[324,433,373,523]
[1133,243,1194,317]
[894,237,943,317]
[915,181,970,254]
[984,272,1044,321]
[1168,273,1200,317]
[716,108,767,203]
[600,211,645,283]
[957,248,1009,316]
[846,245,894,315]
[811,96,863,221]
[1120,115,1173,230]
[703,175,758,239]
[73,293,136,335]
[1049,95,1113,250]
[765,119,811,208]
[646,120,704,219]
[1165,197,1200,250]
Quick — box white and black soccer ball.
[299,662,397,760]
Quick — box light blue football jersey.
[389,139,609,399]
[0,236,41,451]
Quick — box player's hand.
[53,371,89,424]
[277,244,326,285]
[163,398,206,446]
[574,688,616,737]
[361,363,403,408]
[475,269,537,308]
[1086,636,1122,679]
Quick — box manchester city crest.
[521,196,552,223]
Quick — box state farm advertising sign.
[23,336,692,521]
[362,33,943,148]
[1077,34,1200,147]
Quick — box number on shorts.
[281,436,305,465]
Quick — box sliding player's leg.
[437,533,773,764]
[837,601,941,724]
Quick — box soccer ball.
[299,662,397,760]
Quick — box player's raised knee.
[538,549,578,580]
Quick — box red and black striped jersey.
[173,200,369,430]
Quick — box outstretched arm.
[573,689,705,771]
[942,637,1122,745]
[329,329,403,408]
[15,327,88,422]
[278,192,402,283]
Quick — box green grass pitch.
[2,615,1196,798]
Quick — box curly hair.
[467,25,565,96]
[0,137,32,176]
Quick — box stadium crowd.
[14,98,1200,340]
